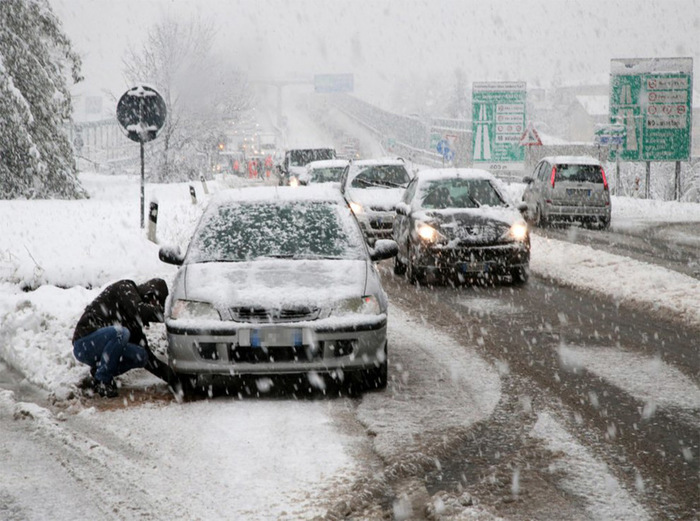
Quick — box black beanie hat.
[137,278,169,307]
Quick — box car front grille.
[230,307,320,323]
[368,219,394,230]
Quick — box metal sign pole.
[140,140,145,228]
[675,161,681,201]
[139,97,145,229]
[645,162,651,199]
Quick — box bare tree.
[123,14,253,181]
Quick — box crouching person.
[72,278,169,398]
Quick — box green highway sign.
[610,58,693,161]
[472,81,527,171]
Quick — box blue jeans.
[73,326,147,383]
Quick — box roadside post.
[189,185,197,205]
[610,58,693,201]
[147,201,158,243]
[200,174,209,195]
[116,85,167,228]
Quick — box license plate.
[459,262,486,273]
[566,188,591,196]
[250,328,303,348]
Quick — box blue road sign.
[436,139,449,154]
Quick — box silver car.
[340,158,413,243]
[522,156,611,229]
[158,185,398,394]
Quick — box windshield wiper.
[355,178,385,188]
[467,194,481,207]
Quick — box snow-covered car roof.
[413,168,497,185]
[306,159,350,170]
[540,156,601,166]
[350,157,406,167]
[209,185,346,205]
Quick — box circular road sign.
[117,85,167,143]
[436,138,449,154]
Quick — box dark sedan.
[392,169,530,285]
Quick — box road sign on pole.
[472,81,527,171]
[610,58,693,161]
[117,85,167,229]
[519,123,542,146]
[314,74,354,93]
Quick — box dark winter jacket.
[72,278,169,348]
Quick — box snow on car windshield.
[420,178,507,209]
[351,165,410,189]
[310,167,345,183]
[187,201,365,263]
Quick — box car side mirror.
[159,245,184,266]
[370,239,398,262]
[522,176,534,184]
[395,203,409,216]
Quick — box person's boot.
[95,380,118,398]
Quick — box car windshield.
[350,164,410,189]
[289,149,335,167]
[555,164,604,183]
[186,201,366,263]
[309,167,345,183]
[419,178,507,209]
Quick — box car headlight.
[170,300,220,320]
[289,176,299,187]
[349,201,363,214]
[415,221,445,243]
[508,222,529,241]
[334,295,381,316]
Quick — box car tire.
[511,266,530,285]
[535,205,547,228]
[407,254,424,286]
[394,255,407,275]
[600,218,610,230]
[167,373,196,400]
[358,342,388,391]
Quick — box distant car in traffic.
[278,147,336,186]
[522,156,611,229]
[158,185,398,394]
[299,159,350,186]
[340,158,412,243]
[393,168,530,285]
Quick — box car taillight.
[600,167,609,191]
[550,166,556,188]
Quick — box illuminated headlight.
[170,300,220,320]
[508,222,529,241]
[289,176,299,187]
[334,295,381,316]
[349,201,363,214]
[415,222,444,243]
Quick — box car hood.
[347,187,405,211]
[176,259,369,309]
[416,207,523,243]
[289,166,307,176]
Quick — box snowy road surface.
[1,170,698,519]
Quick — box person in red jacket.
[72,278,169,397]
[264,154,274,178]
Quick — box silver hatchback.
[522,156,611,229]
